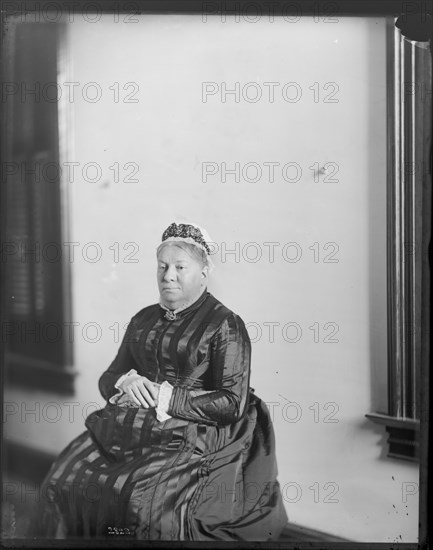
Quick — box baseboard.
[280,522,351,542]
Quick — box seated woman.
[32,222,288,541]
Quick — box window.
[2,23,75,393]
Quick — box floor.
[4,473,37,538]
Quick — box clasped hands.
[117,373,160,408]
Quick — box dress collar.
[159,288,209,321]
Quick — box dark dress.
[33,290,288,541]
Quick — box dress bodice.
[98,290,251,426]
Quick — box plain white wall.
[5,14,419,542]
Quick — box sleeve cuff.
[108,369,138,404]
[156,381,174,422]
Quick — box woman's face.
[157,244,207,309]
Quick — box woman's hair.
[156,241,209,269]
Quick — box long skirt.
[30,391,288,541]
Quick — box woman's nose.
[163,266,176,281]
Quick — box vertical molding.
[417,32,432,550]
[387,22,431,422]
[57,23,75,372]
[386,17,403,418]
[409,38,416,420]
[369,17,430,462]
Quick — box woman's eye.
[177,266,184,270]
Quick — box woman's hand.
[119,374,159,408]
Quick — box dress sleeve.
[167,313,251,426]
[98,317,140,401]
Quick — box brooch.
[164,310,177,321]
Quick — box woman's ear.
[201,265,209,281]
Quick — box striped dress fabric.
[32,291,288,540]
